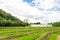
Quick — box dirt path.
[57,35,60,40]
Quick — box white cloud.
[48,11,60,22]
[39,0,54,9]
[0,0,60,24]
[41,0,55,9]
[32,0,60,10]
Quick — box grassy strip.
[0,32,27,37]
[0,27,40,37]
[14,32,45,40]
[49,32,60,40]
[49,34,57,40]
[0,30,41,39]
[0,31,42,40]
[0,30,38,38]
[35,32,49,40]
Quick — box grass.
[0,27,60,40]
[49,32,60,40]
[0,31,30,37]
[49,34,57,40]
[14,32,45,40]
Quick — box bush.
[52,22,60,27]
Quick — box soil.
[57,35,60,40]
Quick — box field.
[0,26,60,40]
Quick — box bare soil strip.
[57,35,60,40]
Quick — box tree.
[34,22,41,24]
[52,22,60,27]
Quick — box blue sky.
[23,0,33,3]
[23,0,36,6]
[0,0,60,24]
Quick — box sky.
[0,0,60,24]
